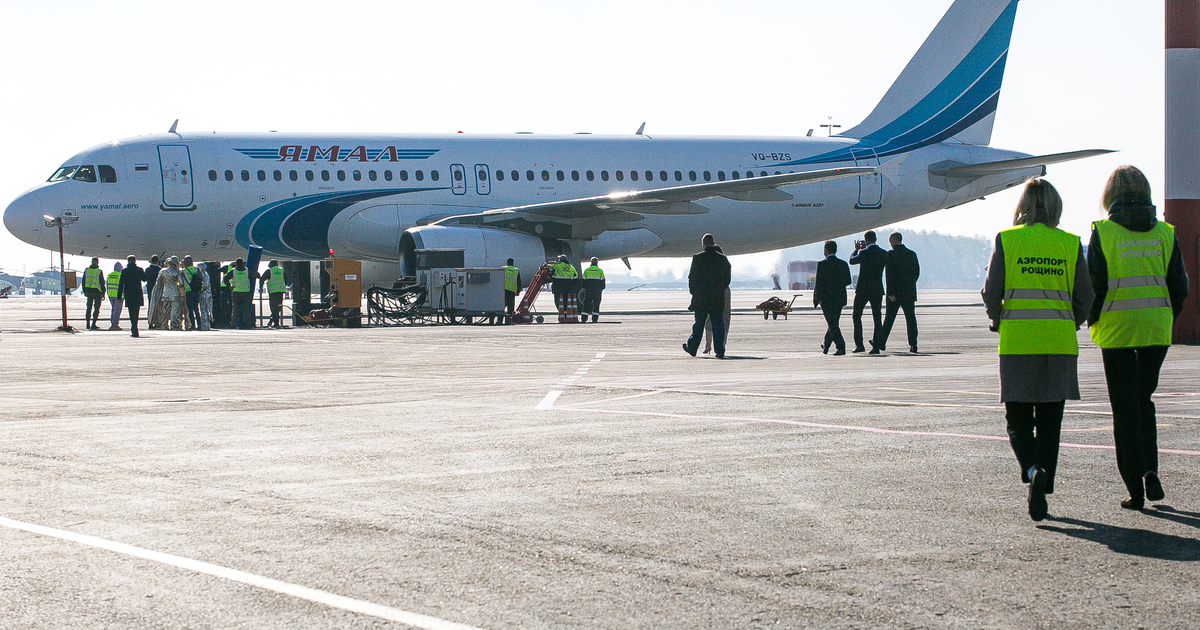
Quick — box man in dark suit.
[116,255,146,337]
[814,240,852,355]
[848,230,887,353]
[683,233,732,358]
[874,231,921,353]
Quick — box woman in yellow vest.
[1087,166,1189,510]
[982,179,1093,521]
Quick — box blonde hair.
[1013,179,1063,227]
[1101,165,1152,211]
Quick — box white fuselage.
[3,132,1036,277]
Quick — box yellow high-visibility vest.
[231,269,251,293]
[998,224,1080,355]
[503,266,519,292]
[106,271,122,298]
[83,267,104,291]
[1089,219,1174,348]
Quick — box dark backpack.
[189,270,202,292]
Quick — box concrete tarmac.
[1,290,1198,629]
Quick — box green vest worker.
[1086,165,1189,510]
[580,257,606,322]
[263,261,288,328]
[981,179,1093,522]
[229,258,254,329]
[83,265,104,291]
[502,258,521,323]
[82,258,105,329]
[231,269,251,292]
[265,264,287,294]
[549,255,577,320]
[106,269,122,298]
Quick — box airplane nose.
[3,191,43,248]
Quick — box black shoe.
[910,345,918,353]
[1144,473,1164,502]
[833,349,846,356]
[868,340,881,355]
[682,342,697,357]
[821,342,829,355]
[1028,466,1048,521]
[715,354,725,359]
[1121,497,1145,510]
[852,346,866,353]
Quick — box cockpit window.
[98,165,117,183]
[72,165,97,182]
[48,166,78,182]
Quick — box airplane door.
[851,148,883,209]
[451,164,467,195]
[474,164,491,195]
[158,145,195,210]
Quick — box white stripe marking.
[537,391,563,409]
[0,516,488,630]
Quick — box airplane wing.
[433,165,875,230]
[928,150,1114,179]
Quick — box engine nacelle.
[399,226,555,277]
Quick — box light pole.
[820,116,841,137]
[43,213,78,332]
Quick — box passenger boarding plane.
[4,0,1108,287]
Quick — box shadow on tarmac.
[1039,514,1200,561]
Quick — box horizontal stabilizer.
[928,150,1115,179]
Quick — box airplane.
[3,0,1109,290]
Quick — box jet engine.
[399,226,557,277]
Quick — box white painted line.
[594,352,606,359]
[0,516,488,630]
[537,391,563,409]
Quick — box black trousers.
[852,292,882,349]
[232,292,253,329]
[126,304,141,336]
[85,291,103,326]
[1006,401,1065,494]
[687,307,725,356]
[268,292,284,326]
[1101,346,1169,499]
[821,303,845,352]
[879,298,917,348]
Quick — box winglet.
[168,119,179,134]
[636,123,646,136]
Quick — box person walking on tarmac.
[550,254,578,322]
[683,233,732,358]
[503,258,521,324]
[106,262,124,331]
[849,230,887,352]
[580,257,606,323]
[261,260,288,328]
[982,179,1093,522]
[116,255,146,337]
[81,257,105,330]
[814,240,852,355]
[229,258,255,329]
[144,254,161,329]
[873,231,921,353]
[182,256,202,330]
[1087,165,1189,511]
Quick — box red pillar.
[1166,0,1200,344]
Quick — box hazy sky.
[0,0,1165,278]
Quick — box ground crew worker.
[981,179,1093,522]
[549,254,578,322]
[1087,165,1189,511]
[261,260,288,328]
[230,258,253,329]
[182,255,201,330]
[581,257,606,323]
[82,257,105,330]
[106,262,124,331]
[219,263,234,328]
[503,258,521,324]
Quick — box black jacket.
[116,264,145,307]
[814,255,851,308]
[885,244,920,302]
[143,264,160,292]
[848,244,887,296]
[1087,199,1189,325]
[688,246,731,311]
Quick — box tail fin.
[842,0,1019,148]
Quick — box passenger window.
[337,170,345,182]
[775,171,782,175]
[98,165,118,183]
[384,170,393,181]
[718,171,725,181]
[703,171,711,182]
[556,170,565,182]
[630,170,638,182]
[289,170,298,182]
[225,170,234,182]
[478,169,488,182]
[454,169,464,182]
[208,170,218,182]
[511,170,519,181]
[645,170,653,181]
[541,170,550,181]
[601,170,609,181]
[240,170,250,182]
[526,170,535,181]
[761,171,768,177]
[615,171,624,182]
[571,170,579,182]
[430,170,440,181]
[322,170,330,181]
[746,171,754,178]
[274,170,283,181]
[48,166,78,182]
[305,170,314,181]
[416,170,424,181]
[586,170,595,181]
[400,170,409,181]
[369,170,377,181]
[73,165,98,182]
[689,171,697,182]
[674,171,682,182]
[352,170,361,181]
[659,170,668,181]
[496,170,505,181]
[732,171,740,180]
